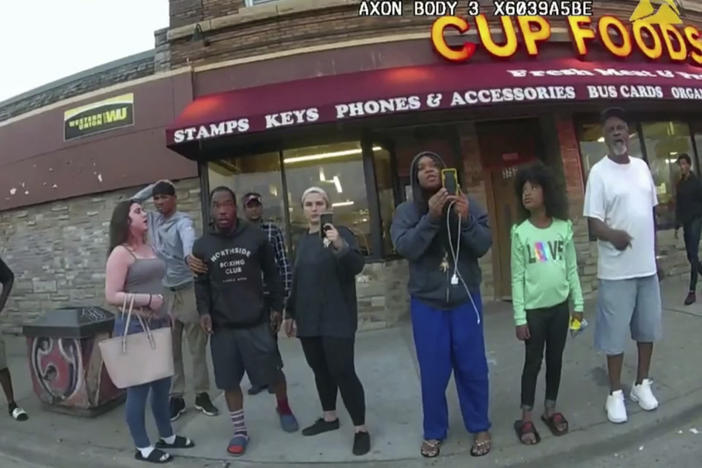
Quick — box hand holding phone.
[320,212,334,238]
[441,168,459,196]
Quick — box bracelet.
[147,294,152,307]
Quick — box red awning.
[166,57,702,151]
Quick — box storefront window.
[641,121,695,230]
[372,146,397,255]
[577,122,642,178]
[282,142,373,256]
[207,152,287,236]
[691,122,702,170]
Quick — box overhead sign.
[64,93,134,141]
[430,12,702,66]
[166,59,702,146]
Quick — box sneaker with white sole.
[630,379,659,411]
[605,390,628,423]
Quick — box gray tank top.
[123,247,166,315]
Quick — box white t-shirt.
[583,156,658,280]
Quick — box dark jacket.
[287,226,364,338]
[0,257,14,313]
[390,152,492,309]
[676,172,702,229]
[192,220,283,329]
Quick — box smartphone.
[320,212,333,238]
[441,168,459,195]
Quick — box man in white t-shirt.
[583,107,662,424]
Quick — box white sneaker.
[630,379,659,411]
[605,390,628,423]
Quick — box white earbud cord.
[447,201,481,324]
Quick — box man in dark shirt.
[0,257,28,421]
[675,153,702,305]
[192,187,298,456]
[241,192,292,395]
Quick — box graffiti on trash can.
[31,337,82,402]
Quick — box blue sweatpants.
[411,295,491,440]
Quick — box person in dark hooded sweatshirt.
[390,151,492,458]
[674,153,702,305]
[192,187,297,456]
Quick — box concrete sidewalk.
[0,278,701,467]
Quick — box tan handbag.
[98,294,174,389]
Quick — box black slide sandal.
[134,448,173,464]
[155,435,195,449]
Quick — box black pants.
[520,301,569,410]
[300,336,366,426]
[683,217,702,292]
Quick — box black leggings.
[520,301,569,410]
[300,336,366,426]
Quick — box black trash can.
[22,306,125,417]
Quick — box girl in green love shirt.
[510,163,584,446]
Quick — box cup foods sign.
[431,14,702,66]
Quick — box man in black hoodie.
[390,151,492,458]
[192,187,298,456]
[675,153,702,305]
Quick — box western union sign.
[64,93,134,140]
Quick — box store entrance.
[477,119,542,300]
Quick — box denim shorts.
[594,274,663,355]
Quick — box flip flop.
[514,419,541,445]
[420,439,441,458]
[541,412,569,436]
[471,432,492,457]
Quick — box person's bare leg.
[607,354,624,392]
[272,371,288,401]
[636,343,653,385]
[224,387,243,412]
[0,368,16,405]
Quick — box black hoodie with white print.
[192,219,283,329]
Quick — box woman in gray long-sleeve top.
[283,187,370,456]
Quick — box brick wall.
[0,52,155,123]
[555,114,599,295]
[356,260,410,330]
[458,122,495,300]
[0,176,412,332]
[0,178,203,331]
[170,0,204,28]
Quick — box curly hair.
[514,162,569,222]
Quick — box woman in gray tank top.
[105,200,195,463]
